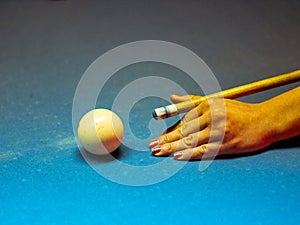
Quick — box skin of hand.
[149,86,300,160]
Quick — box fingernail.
[148,139,159,149]
[151,146,161,155]
[174,151,183,159]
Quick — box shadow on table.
[215,135,300,160]
[74,146,126,164]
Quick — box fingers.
[149,114,210,150]
[152,128,210,156]
[173,143,221,160]
[173,145,207,160]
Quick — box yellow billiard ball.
[78,109,124,155]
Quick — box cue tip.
[152,110,158,119]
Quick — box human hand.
[149,94,274,160]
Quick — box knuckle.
[180,123,189,137]
[195,104,202,114]
[201,145,207,154]
[210,129,224,142]
[162,133,174,144]
[181,115,188,124]
[163,134,171,143]
[211,118,226,132]
[214,110,226,121]
[162,143,172,153]
[195,105,203,117]
[182,134,197,148]
[162,143,179,154]
[201,99,210,109]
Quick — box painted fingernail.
[151,146,161,155]
[149,139,159,149]
[174,151,183,159]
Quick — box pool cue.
[152,69,300,120]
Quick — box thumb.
[170,94,201,104]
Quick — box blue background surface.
[0,0,300,224]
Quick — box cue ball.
[77,109,124,155]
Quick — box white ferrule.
[165,104,178,117]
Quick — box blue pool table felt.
[0,1,300,224]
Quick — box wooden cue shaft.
[175,69,300,114]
